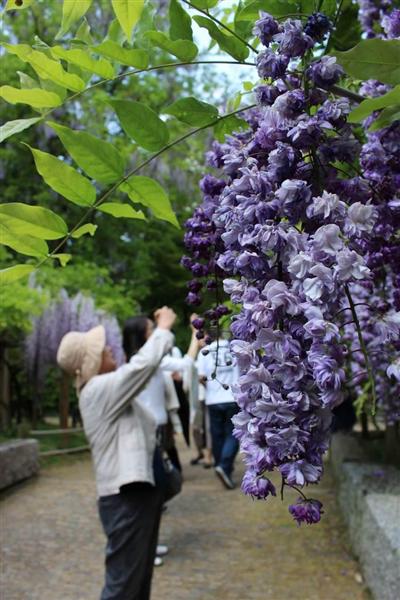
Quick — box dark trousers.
[208,402,239,477]
[98,453,165,600]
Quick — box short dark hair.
[123,315,150,359]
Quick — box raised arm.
[99,307,176,420]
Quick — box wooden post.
[384,422,400,466]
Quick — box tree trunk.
[0,345,11,431]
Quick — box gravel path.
[0,440,370,600]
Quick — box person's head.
[57,325,117,391]
[123,316,154,360]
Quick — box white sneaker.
[215,466,235,490]
[156,544,169,556]
[154,556,163,567]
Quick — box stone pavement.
[1,439,370,600]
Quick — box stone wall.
[0,439,39,490]
[330,433,400,600]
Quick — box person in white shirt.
[196,334,240,489]
[57,306,176,600]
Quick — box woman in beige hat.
[57,306,176,600]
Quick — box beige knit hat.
[57,325,106,390]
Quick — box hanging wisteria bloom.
[25,290,125,391]
[183,5,400,524]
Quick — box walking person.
[196,334,240,489]
[57,306,176,600]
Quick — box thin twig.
[329,85,365,104]
[182,0,258,54]
[33,104,257,271]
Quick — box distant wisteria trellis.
[183,5,400,524]
[25,290,125,392]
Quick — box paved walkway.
[1,440,370,600]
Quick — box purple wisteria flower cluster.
[25,290,124,391]
[183,9,400,524]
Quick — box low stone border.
[330,433,400,600]
[0,439,39,491]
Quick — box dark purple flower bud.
[181,255,193,269]
[205,336,213,345]
[222,383,230,390]
[196,330,205,340]
[255,84,281,106]
[204,308,217,320]
[191,262,207,277]
[273,89,306,119]
[187,279,202,293]
[382,9,400,39]
[192,317,205,330]
[256,49,289,80]
[200,174,226,197]
[215,304,230,317]
[308,87,328,105]
[273,19,314,57]
[307,56,344,88]
[304,13,332,41]
[241,470,276,499]
[267,142,300,183]
[253,11,280,46]
[206,279,217,290]
[289,498,324,525]
[186,292,202,306]
[201,348,210,356]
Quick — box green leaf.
[169,0,193,41]
[26,145,96,207]
[0,265,35,285]
[243,81,254,92]
[333,40,400,86]
[0,203,68,239]
[94,40,149,68]
[17,70,38,89]
[5,0,33,9]
[0,222,48,257]
[47,122,125,184]
[213,114,248,142]
[98,203,145,219]
[327,0,361,52]
[191,0,218,8]
[235,0,295,21]
[193,16,249,62]
[349,85,400,123]
[74,18,94,45]
[111,0,144,40]
[110,100,169,151]
[3,44,85,92]
[106,18,127,44]
[164,96,218,126]
[121,176,179,227]
[369,105,400,131]
[0,86,62,109]
[0,117,41,143]
[57,0,93,38]
[53,253,72,266]
[71,223,98,238]
[144,31,198,62]
[50,46,115,79]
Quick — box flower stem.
[344,285,377,414]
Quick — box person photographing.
[57,306,176,600]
